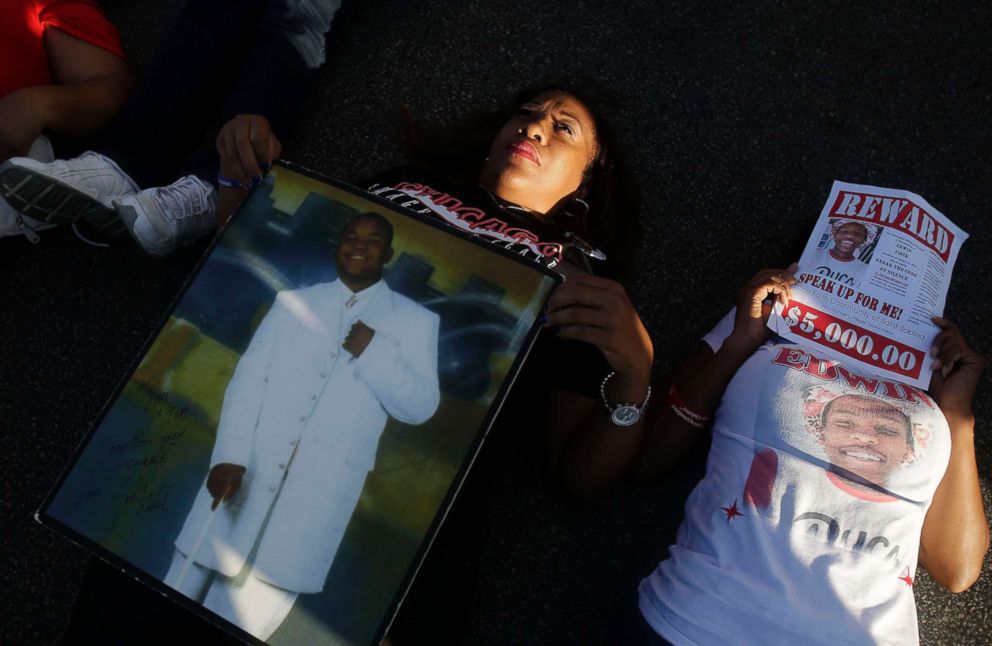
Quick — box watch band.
[599,370,651,427]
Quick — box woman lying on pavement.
[67,81,656,644]
[616,266,987,645]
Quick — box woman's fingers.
[249,118,282,173]
[217,115,280,188]
[928,316,985,378]
[744,278,791,318]
[545,274,652,373]
[547,274,622,311]
[545,303,611,330]
[235,121,262,182]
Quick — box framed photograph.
[38,161,561,645]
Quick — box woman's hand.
[544,274,652,496]
[726,264,797,355]
[920,317,988,592]
[929,316,985,421]
[216,114,282,188]
[545,274,654,384]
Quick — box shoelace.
[71,221,111,248]
[153,177,217,237]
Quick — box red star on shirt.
[898,570,914,586]
[721,499,744,523]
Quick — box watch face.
[611,405,640,427]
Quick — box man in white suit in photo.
[163,211,441,639]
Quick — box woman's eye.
[875,426,899,437]
[554,121,574,136]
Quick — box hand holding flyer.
[769,181,968,388]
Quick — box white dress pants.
[163,549,298,640]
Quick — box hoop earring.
[563,197,589,218]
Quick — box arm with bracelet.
[634,266,797,478]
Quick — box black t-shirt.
[358,166,611,398]
[362,166,567,266]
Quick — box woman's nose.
[521,117,548,144]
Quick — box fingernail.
[931,359,941,370]
[930,345,938,358]
[261,162,271,171]
[538,313,549,325]
[942,366,951,378]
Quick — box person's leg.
[111,0,341,255]
[181,0,341,187]
[99,0,268,189]
[202,569,299,640]
[0,0,267,234]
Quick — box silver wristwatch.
[600,371,651,427]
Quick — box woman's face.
[480,91,599,215]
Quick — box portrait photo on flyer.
[37,162,561,646]
[771,180,968,388]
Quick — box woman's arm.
[216,115,283,226]
[544,274,654,497]
[633,266,797,479]
[546,267,795,495]
[919,317,989,592]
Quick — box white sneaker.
[114,175,217,257]
[0,152,139,227]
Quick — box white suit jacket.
[174,279,440,592]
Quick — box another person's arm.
[633,266,797,480]
[918,317,989,592]
[215,114,282,226]
[0,27,131,160]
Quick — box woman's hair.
[399,79,642,283]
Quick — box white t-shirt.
[639,311,951,646]
[808,247,869,288]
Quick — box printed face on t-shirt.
[819,394,912,485]
[830,222,868,260]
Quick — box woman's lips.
[507,140,539,164]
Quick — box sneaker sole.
[0,163,120,232]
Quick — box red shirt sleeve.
[0,0,125,97]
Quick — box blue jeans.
[101,0,339,189]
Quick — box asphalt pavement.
[2,1,990,644]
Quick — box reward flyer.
[770,181,967,388]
